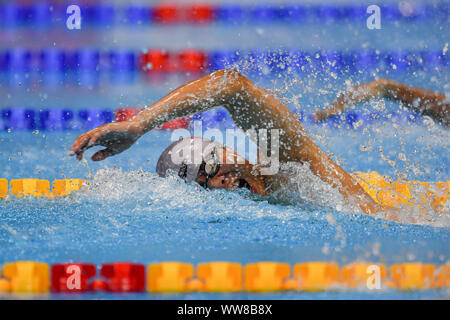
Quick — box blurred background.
[0,0,448,110]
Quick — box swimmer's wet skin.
[314,79,450,127]
[70,69,448,217]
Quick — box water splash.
[67,166,448,228]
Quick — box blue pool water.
[1,1,449,299]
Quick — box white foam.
[69,166,448,228]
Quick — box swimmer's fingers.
[71,122,141,161]
[70,134,91,160]
[90,132,132,161]
[85,130,105,149]
[70,129,104,160]
[91,148,115,161]
[313,109,330,122]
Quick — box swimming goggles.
[177,147,221,187]
[199,148,221,179]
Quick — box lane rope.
[0,2,447,28]
[0,261,448,293]
[0,107,429,131]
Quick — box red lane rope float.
[101,263,146,292]
[113,108,190,129]
[139,49,170,72]
[158,117,190,130]
[179,50,208,73]
[186,5,215,24]
[51,263,96,292]
[153,4,214,24]
[153,4,181,24]
[139,49,207,73]
[114,108,139,122]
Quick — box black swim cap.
[156,137,223,182]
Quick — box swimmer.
[70,70,448,216]
[313,79,449,127]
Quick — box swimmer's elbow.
[210,68,242,79]
[375,78,414,96]
[209,69,253,101]
[210,69,248,87]
[374,78,394,87]
[364,78,396,98]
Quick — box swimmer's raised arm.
[71,69,383,215]
[314,79,449,126]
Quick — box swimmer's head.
[156,137,266,195]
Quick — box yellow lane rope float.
[351,171,449,212]
[1,172,448,212]
[0,178,86,199]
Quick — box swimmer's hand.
[70,121,143,161]
[313,101,344,122]
[313,109,336,122]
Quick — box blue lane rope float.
[1,108,112,131]
[0,3,448,28]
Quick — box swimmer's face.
[195,147,266,196]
